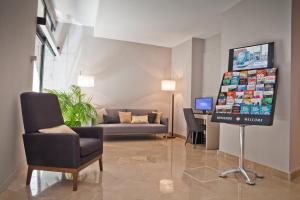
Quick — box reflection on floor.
[1,135,300,200]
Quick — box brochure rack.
[212,67,278,184]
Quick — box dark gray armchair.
[183,108,206,145]
[20,92,103,191]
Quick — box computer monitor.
[195,97,213,114]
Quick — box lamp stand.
[219,125,263,185]
[167,93,176,138]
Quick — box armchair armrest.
[23,133,80,168]
[71,127,103,140]
[160,117,169,126]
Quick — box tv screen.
[195,97,213,111]
[228,42,274,71]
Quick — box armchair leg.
[99,157,103,171]
[26,166,33,185]
[72,171,78,191]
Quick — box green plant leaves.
[45,85,98,127]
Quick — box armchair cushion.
[80,138,101,157]
[71,127,103,139]
[39,125,76,134]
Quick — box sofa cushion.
[80,138,100,157]
[119,112,132,123]
[96,108,107,123]
[131,115,148,124]
[103,114,119,124]
[152,111,163,124]
[147,113,157,123]
[97,123,167,135]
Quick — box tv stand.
[219,125,264,185]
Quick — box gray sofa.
[97,109,168,135]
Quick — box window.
[33,0,57,92]
[32,36,43,92]
[42,44,56,89]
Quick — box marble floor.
[1,136,300,200]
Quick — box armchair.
[20,92,103,191]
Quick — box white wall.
[290,0,300,172]
[172,40,192,136]
[0,0,37,191]
[202,34,221,99]
[219,0,291,172]
[171,38,204,136]
[45,25,172,117]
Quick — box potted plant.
[45,85,98,127]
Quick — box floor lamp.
[161,80,176,138]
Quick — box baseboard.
[173,133,186,140]
[290,167,300,180]
[217,151,292,180]
[0,159,26,193]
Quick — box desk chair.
[183,108,206,145]
[20,92,103,191]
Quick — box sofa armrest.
[160,117,169,126]
[71,127,103,140]
[23,133,80,168]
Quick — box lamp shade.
[77,75,95,87]
[161,80,176,91]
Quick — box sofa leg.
[26,166,33,185]
[99,157,103,171]
[72,171,78,191]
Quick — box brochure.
[239,78,248,85]
[253,91,263,99]
[266,68,276,76]
[238,85,247,92]
[235,92,244,99]
[239,71,248,78]
[248,77,257,85]
[247,85,256,91]
[244,90,254,99]
[240,105,251,114]
[262,98,273,105]
[231,76,239,85]
[257,69,267,77]
[264,83,274,91]
[221,86,229,92]
[252,98,262,106]
[251,105,261,115]
[256,84,265,91]
[232,104,241,114]
[264,76,276,84]
[248,70,257,77]
[223,78,231,85]
[261,105,272,115]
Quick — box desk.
[194,114,220,150]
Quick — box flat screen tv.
[195,97,213,113]
[228,42,274,71]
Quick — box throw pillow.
[103,114,120,124]
[131,115,149,124]
[96,108,107,124]
[147,113,157,123]
[39,125,77,134]
[152,111,163,124]
[119,112,132,123]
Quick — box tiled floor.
[1,136,300,200]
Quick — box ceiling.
[52,0,242,47]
